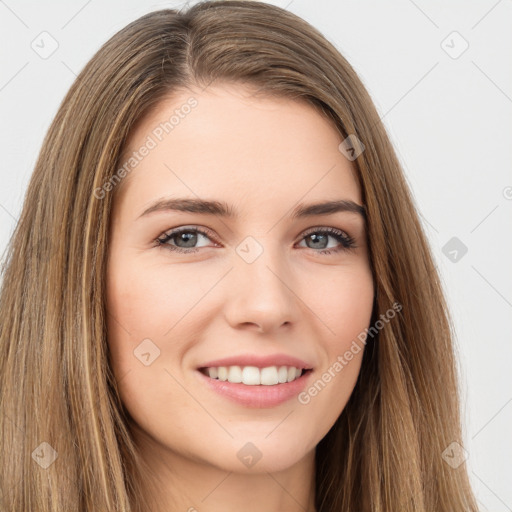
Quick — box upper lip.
[198,353,314,370]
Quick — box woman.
[0,1,479,511]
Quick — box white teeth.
[261,366,278,385]
[278,366,288,383]
[242,366,260,385]
[202,365,306,385]
[228,366,242,383]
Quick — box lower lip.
[196,369,313,408]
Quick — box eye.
[155,226,357,255]
[155,226,217,254]
[297,227,356,255]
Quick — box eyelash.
[155,226,357,256]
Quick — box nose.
[222,242,301,334]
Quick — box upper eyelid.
[301,225,350,236]
[160,225,217,241]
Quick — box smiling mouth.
[198,365,313,386]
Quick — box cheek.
[315,263,375,343]
[105,257,214,411]
[106,257,204,342]
[105,258,173,384]
[301,264,373,408]
[105,260,194,435]
[292,262,373,407]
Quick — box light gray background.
[0,1,511,510]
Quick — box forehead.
[115,84,362,214]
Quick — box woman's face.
[106,83,374,474]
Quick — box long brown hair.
[0,1,478,510]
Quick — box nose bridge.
[236,233,290,297]
[224,233,299,331]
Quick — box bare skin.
[105,83,374,512]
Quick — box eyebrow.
[138,197,366,220]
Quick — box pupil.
[178,232,197,247]
[309,233,327,249]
